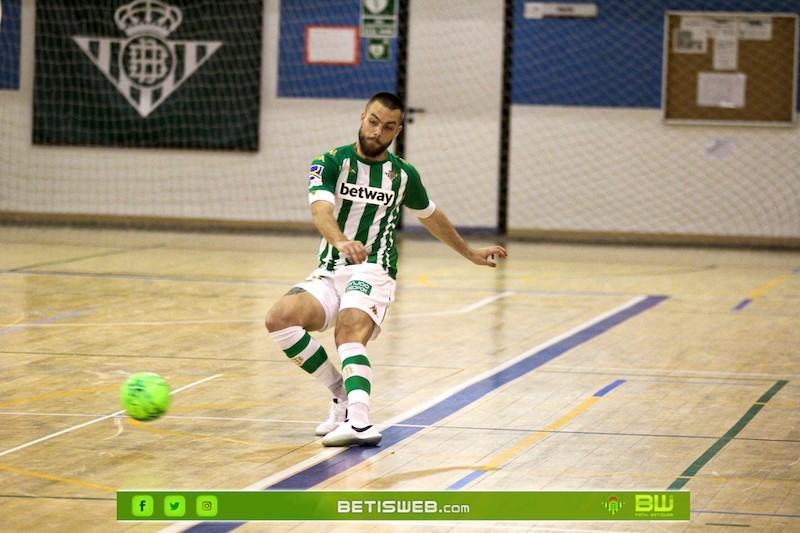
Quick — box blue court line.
[593,379,626,397]
[445,379,628,491]
[0,310,90,336]
[182,295,667,533]
[447,469,487,491]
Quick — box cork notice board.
[663,12,798,126]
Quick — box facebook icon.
[132,495,154,517]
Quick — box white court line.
[394,290,515,318]
[0,374,223,459]
[0,292,515,328]
[0,412,326,428]
[0,319,259,327]
[158,295,649,533]
[197,292,527,489]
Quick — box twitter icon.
[164,495,186,517]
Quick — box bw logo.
[72,0,222,117]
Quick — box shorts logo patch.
[346,280,373,295]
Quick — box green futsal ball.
[120,372,171,421]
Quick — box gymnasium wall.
[508,0,799,243]
[0,0,798,245]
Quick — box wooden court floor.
[0,225,798,532]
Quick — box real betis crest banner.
[33,0,263,151]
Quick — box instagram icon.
[196,495,218,517]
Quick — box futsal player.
[265,92,507,446]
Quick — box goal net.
[1,0,798,244]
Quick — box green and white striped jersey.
[308,143,435,278]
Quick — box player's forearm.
[419,208,473,259]
[311,200,368,263]
[311,201,347,247]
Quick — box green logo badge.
[346,280,373,295]
[367,38,391,61]
[602,495,624,515]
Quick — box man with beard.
[265,92,507,447]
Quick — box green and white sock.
[339,342,372,426]
[270,326,345,400]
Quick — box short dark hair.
[367,92,405,117]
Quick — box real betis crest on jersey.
[308,144,433,278]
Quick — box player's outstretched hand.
[470,245,508,267]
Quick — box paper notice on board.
[707,17,738,39]
[713,37,738,70]
[673,28,707,53]
[680,16,709,31]
[739,17,772,40]
[697,72,746,108]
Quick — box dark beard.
[358,128,391,158]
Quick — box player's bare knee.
[265,305,291,333]
[334,310,374,346]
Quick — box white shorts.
[294,263,396,340]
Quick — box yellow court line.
[748,272,794,299]
[481,396,600,471]
[416,272,435,287]
[415,267,467,288]
[0,462,116,492]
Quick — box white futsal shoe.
[315,398,348,436]
[321,420,382,447]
